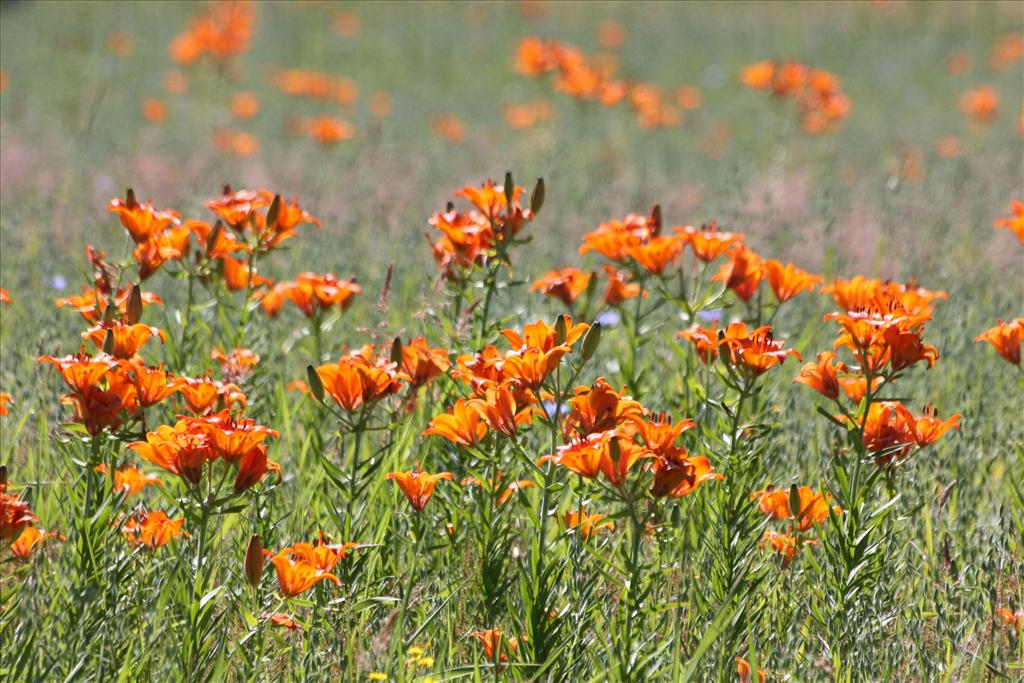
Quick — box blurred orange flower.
[261,273,360,317]
[752,485,841,531]
[10,526,63,560]
[431,113,465,142]
[229,91,260,120]
[470,628,517,663]
[975,318,1023,365]
[993,201,1024,243]
[530,267,592,307]
[713,245,763,301]
[142,98,167,124]
[399,337,450,389]
[1,489,36,540]
[762,259,821,302]
[170,0,254,66]
[122,510,186,548]
[562,507,614,539]
[959,85,999,123]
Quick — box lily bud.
[306,365,325,403]
[126,285,143,325]
[125,188,137,209]
[390,337,403,366]
[789,484,802,521]
[530,177,545,215]
[554,314,568,346]
[102,328,116,356]
[503,171,515,208]
[245,534,264,588]
[581,322,601,361]
[266,194,282,228]
[650,204,662,235]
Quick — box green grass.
[1,1,1023,681]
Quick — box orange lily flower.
[762,259,821,302]
[107,190,181,243]
[0,393,11,417]
[314,349,405,411]
[174,375,247,414]
[222,255,272,292]
[122,510,186,548]
[713,245,763,301]
[563,378,644,438]
[233,444,280,492]
[909,405,961,447]
[0,289,9,304]
[268,613,301,631]
[994,201,1024,243]
[10,526,64,560]
[562,508,615,539]
[759,529,811,566]
[205,187,273,229]
[627,235,682,275]
[423,399,488,446]
[530,268,592,307]
[60,368,139,436]
[677,323,720,364]
[56,286,163,323]
[546,430,650,487]
[129,363,178,407]
[260,273,361,317]
[385,469,454,512]
[675,222,744,262]
[579,213,656,261]
[502,317,589,353]
[719,322,801,376]
[794,351,847,400]
[400,337,450,388]
[651,452,722,498]
[38,352,119,393]
[837,375,883,404]
[975,318,1023,365]
[84,321,166,360]
[1,489,36,540]
[133,225,191,279]
[467,384,536,438]
[430,113,466,142]
[861,401,917,464]
[470,628,518,663]
[601,265,642,305]
[190,410,278,461]
[265,550,341,597]
[996,608,1024,633]
[210,347,260,382]
[752,485,842,531]
[96,464,163,496]
[129,420,214,484]
[278,534,357,574]
[462,472,536,506]
[736,656,768,683]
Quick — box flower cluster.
[741,60,851,133]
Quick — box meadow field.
[0,1,1022,681]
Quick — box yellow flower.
[368,674,388,682]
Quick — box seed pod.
[244,534,264,588]
[390,337,403,366]
[306,365,325,403]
